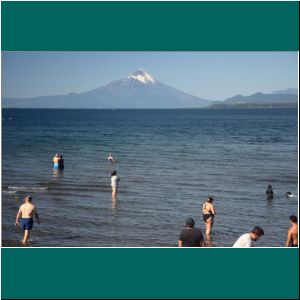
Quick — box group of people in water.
[178,185,298,247]
[178,197,217,247]
[178,196,265,247]
[14,153,298,248]
[266,184,295,200]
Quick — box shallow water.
[2,108,298,247]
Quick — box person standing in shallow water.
[58,154,64,169]
[266,184,274,200]
[285,215,298,247]
[233,226,264,247]
[202,197,216,239]
[111,171,120,199]
[53,153,60,169]
[178,218,204,247]
[15,196,40,246]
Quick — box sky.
[2,52,298,100]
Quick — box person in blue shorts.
[53,153,60,169]
[15,196,40,246]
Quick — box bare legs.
[112,187,117,200]
[205,217,214,243]
[22,230,30,245]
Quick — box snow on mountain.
[127,69,156,84]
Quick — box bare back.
[19,203,36,218]
[289,224,298,245]
[53,156,59,163]
[203,202,214,215]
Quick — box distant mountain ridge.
[222,92,298,105]
[272,88,298,95]
[2,69,298,108]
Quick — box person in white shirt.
[111,170,120,200]
[233,226,264,247]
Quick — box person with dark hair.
[111,170,120,199]
[58,154,64,170]
[233,226,264,247]
[285,215,298,247]
[178,218,204,247]
[266,184,274,200]
[15,196,40,246]
[285,192,294,199]
[202,197,216,238]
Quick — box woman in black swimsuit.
[202,197,216,238]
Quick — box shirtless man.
[15,196,40,245]
[53,153,60,169]
[285,215,298,247]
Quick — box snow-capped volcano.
[3,69,212,108]
[127,69,156,84]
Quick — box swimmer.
[107,153,115,164]
[286,192,294,199]
[111,171,120,200]
[15,196,40,246]
[285,215,298,247]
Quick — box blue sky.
[2,52,298,100]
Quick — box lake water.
[1,108,298,247]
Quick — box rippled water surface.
[2,108,298,247]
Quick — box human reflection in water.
[53,168,64,179]
[205,236,213,247]
[112,198,117,210]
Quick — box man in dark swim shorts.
[15,196,40,246]
[19,218,34,231]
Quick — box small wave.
[2,190,17,194]
[8,186,48,192]
[8,186,27,190]
[249,136,289,144]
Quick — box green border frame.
[1,1,299,51]
[2,248,299,299]
[1,1,299,299]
